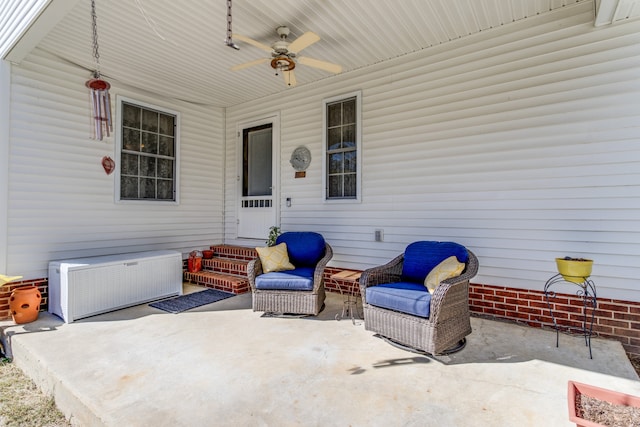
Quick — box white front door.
[237,117,278,239]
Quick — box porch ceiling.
[20,0,638,107]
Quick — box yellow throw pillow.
[424,256,465,294]
[255,243,295,273]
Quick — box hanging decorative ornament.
[86,0,112,141]
[101,156,115,175]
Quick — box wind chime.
[85,0,112,141]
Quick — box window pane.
[159,136,174,157]
[343,99,356,124]
[344,151,357,172]
[158,158,173,178]
[327,103,341,127]
[157,180,173,199]
[141,132,158,154]
[121,153,138,175]
[329,153,343,174]
[328,128,341,150]
[142,110,158,132]
[140,156,156,177]
[121,176,138,199]
[159,114,174,136]
[123,129,140,151]
[344,174,356,197]
[343,125,356,148]
[122,104,140,128]
[140,178,156,198]
[328,175,342,198]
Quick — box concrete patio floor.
[2,284,640,427]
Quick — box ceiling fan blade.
[298,57,343,74]
[283,70,297,87]
[232,33,272,53]
[231,57,268,71]
[288,31,320,53]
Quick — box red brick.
[615,312,640,322]
[592,324,614,335]
[495,290,518,298]
[483,308,506,317]
[495,303,517,311]
[505,311,529,321]
[483,294,504,303]
[614,328,640,339]
[529,301,549,310]
[598,302,630,313]
[599,318,630,328]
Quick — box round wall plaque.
[290,146,312,171]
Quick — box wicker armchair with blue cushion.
[247,232,333,316]
[359,241,478,355]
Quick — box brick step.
[202,258,250,276]
[184,271,250,295]
[209,245,257,262]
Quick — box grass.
[0,358,70,427]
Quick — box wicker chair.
[247,232,333,316]
[359,241,479,355]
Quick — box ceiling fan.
[231,26,343,87]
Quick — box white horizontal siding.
[7,48,224,280]
[225,2,640,301]
[0,0,46,57]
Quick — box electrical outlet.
[375,229,384,242]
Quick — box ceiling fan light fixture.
[271,56,296,73]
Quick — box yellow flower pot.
[555,258,593,284]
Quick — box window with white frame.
[116,98,179,202]
[323,91,362,201]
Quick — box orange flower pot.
[188,256,202,273]
[9,286,42,324]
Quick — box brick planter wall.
[469,283,640,357]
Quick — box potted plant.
[1,274,41,324]
[556,257,593,284]
[266,226,281,247]
[568,380,640,427]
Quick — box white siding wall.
[225,3,640,302]
[7,48,224,280]
[0,0,46,57]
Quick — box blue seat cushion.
[365,282,432,318]
[255,267,315,291]
[276,232,325,267]
[401,241,468,284]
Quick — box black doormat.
[149,289,235,313]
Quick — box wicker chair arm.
[359,253,404,303]
[246,258,263,291]
[312,243,333,292]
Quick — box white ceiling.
[25,0,635,107]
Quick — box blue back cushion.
[276,232,326,267]
[401,241,468,283]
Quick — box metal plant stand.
[543,274,597,359]
[331,271,363,325]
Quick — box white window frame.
[322,90,362,203]
[115,96,180,204]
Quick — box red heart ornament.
[102,156,115,175]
